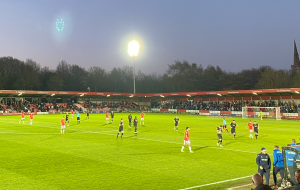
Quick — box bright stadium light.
[187,95,191,97]
[253,92,257,95]
[51,94,55,96]
[295,91,299,94]
[217,94,222,96]
[80,94,84,97]
[128,41,139,58]
[128,41,139,94]
[107,95,110,97]
[18,93,22,96]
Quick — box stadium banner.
[186,110,200,113]
[37,112,49,115]
[0,112,37,116]
[209,111,220,116]
[220,111,231,116]
[168,109,177,113]
[151,108,160,112]
[177,109,186,113]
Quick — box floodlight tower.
[128,41,139,94]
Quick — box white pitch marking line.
[178,175,252,190]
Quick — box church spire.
[294,40,300,66]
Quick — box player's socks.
[255,135,258,139]
[234,134,235,139]
[117,133,119,138]
[181,145,185,151]
[220,140,222,145]
[121,133,123,138]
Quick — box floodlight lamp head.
[128,41,139,58]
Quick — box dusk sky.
[1,0,300,74]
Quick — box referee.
[256,147,271,185]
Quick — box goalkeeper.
[260,111,263,120]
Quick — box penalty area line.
[178,175,252,190]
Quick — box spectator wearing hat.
[256,147,271,185]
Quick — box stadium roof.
[0,88,300,98]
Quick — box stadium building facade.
[1,88,300,119]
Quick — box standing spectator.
[286,144,298,185]
[256,148,271,185]
[251,173,272,190]
[272,145,284,188]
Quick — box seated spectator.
[292,139,296,146]
[251,173,272,190]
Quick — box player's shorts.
[134,124,137,127]
[223,125,227,128]
[87,113,89,116]
[175,123,178,126]
[129,120,132,123]
[61,125,65,129]
[249,130,253,133]
[184,140,190,145]
[30,119,33,122]
[77,117,80,121]
[119,127,124,132]
[141,118,144,121]
[231,129,236,133]
[106,118,109,121]
[254,129,259,133]
[217,134,222,139]
[21,118,24,120]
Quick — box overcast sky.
[1,0,300,74]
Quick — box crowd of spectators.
[86,101,146,111]
[158,99,300,113]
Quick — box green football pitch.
[0,113,298,190]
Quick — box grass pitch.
[0,113,298,190]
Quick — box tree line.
[0,56,299,93]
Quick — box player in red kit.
[19,112,25,124]
[181,127,193,153]
[61,116,65,134]
[105,112,109,124]
[29,113,33,125]
[71,109,74,119]
[140,112,145,125]
[247,120,253,138]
